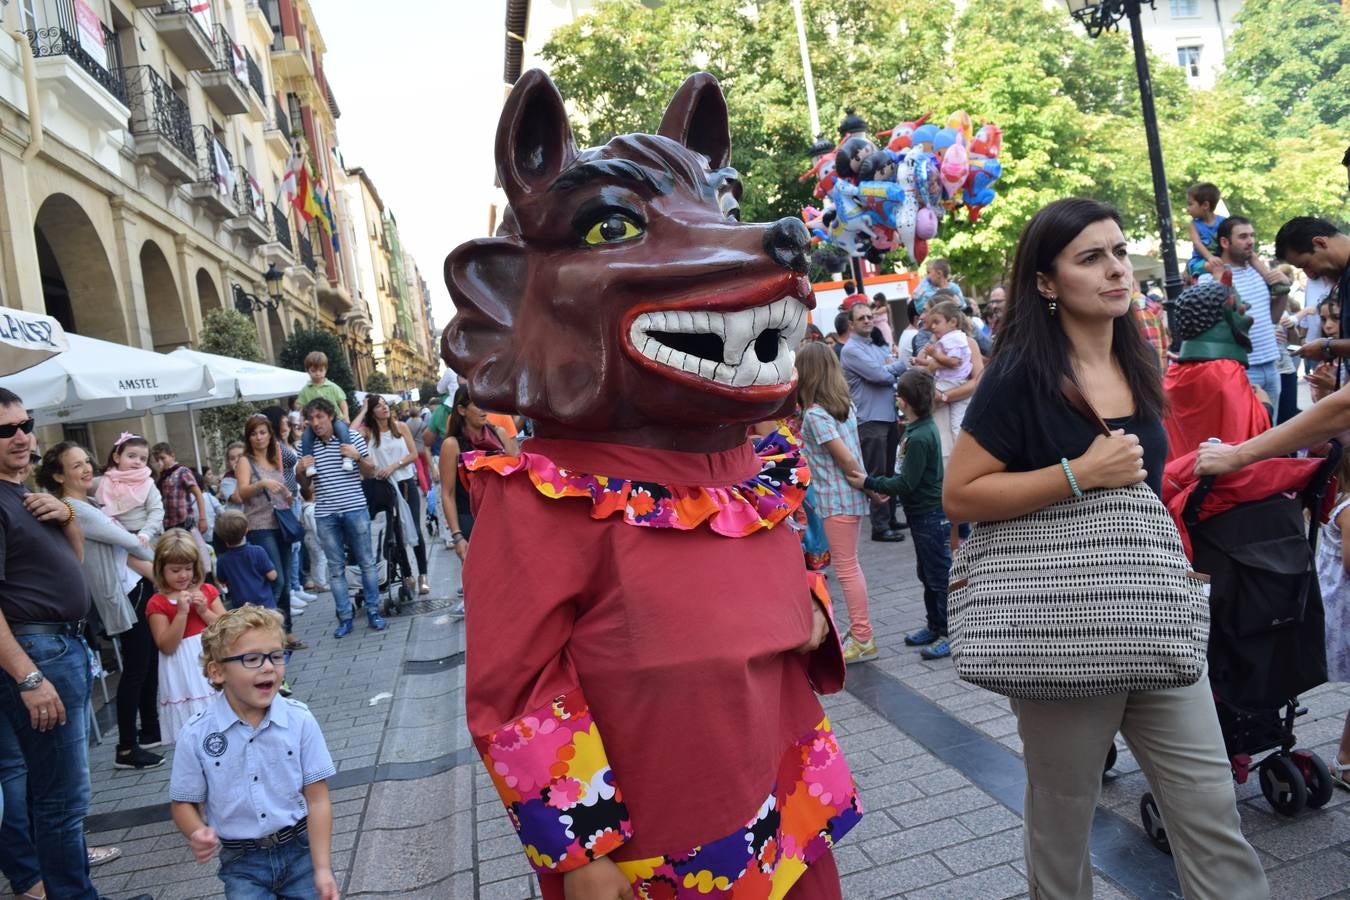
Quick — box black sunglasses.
[0,419,35,439]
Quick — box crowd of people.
[0,347,482,898]
[0,188,1347,898]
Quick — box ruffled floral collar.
[461,423,808,537]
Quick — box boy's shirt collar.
[210,685,292,733]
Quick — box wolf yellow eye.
[584,214,642,245]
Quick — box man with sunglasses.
[839,305,908,542]
[0,388,106,899]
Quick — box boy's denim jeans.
[300,419,353,458]
[909,508,951,636]
[0,634,97,898]
[218,831,315,899]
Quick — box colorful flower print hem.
[475,688,632,874]
[462,422,809,538]
[616,716,861,899]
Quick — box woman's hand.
[1307,363,1337,402]
[563,857,629,900]
[452,535,467,562]
[1072,429,1145,491]
[1194,441,1251,477]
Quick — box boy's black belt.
[10,620,84,637]
[220,816,308,851]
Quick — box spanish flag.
[303,172,325,227]
[293,165,313,222]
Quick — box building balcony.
[23,7,129,132]
[269,35,312,82]
[263,96,291,157]
[244,51,267,123]
[150,1,216,71]
[227,166,270,245]
[198,25,252,116]
[261,202,296,269]
[289,228,318,290]
[123,66,197,183]
[187,125,239,219]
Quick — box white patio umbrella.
[152,349,311,466]
[0,333,214,425]
[0,307,70,376]
[161,348,310,409]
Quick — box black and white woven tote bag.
[947,379,1211,701]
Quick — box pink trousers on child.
[823,514,871,642]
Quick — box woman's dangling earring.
[1046,294,1057,315]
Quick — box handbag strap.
[1058,375,1112,438]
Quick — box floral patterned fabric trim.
[461,423,809,538]
[475,688,632,875]
[616,716,861,899]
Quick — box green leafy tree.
[197,309,264,461]
[418,379,439,404]
[364,370,393,395]
[279,325,357,413]
[1222,0,1350,135]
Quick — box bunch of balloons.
[799,109,1004,265]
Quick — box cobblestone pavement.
[86,519,1350,898]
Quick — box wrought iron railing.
[272,203,293,253]
[24,3,126,105]
[269,95,291,136]
[123,65,194,159]
[193,125,239,214]
[209,23,247,87]
[297,228,316,272]
[232,166,267,223]
[245,49,264,100]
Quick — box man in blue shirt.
[839,303,907,541]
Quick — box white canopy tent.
[0,333,214,425]
[0,308,69,377]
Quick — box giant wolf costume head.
[443,71,813,447]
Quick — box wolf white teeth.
[630,296,808,387]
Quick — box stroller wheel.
[1260,754,1308,817]
[1103,743,1118,778]
[1292,749,1334,809]
[1139,792,1171,855]
[398,584,413,612]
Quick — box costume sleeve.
[465,477,632,875]
[805,572,846,694]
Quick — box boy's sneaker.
[904,627,939,646]
[920,638,951,660]
[114,746,164,770]
[367,610,387,631]
[292,589,317,603]
[334,619,353,639]
[448,599,465,618]
[290,595,308,610]
[842,636,879,664]
[137,727,163,749]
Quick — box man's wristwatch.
[16,671,44,692]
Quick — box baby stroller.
[1139,446,1341,853]
[425,482,441,540]
[357,478,416,617]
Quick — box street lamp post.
[232,263,288,314]
[1066,0,1183,301]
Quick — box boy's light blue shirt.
[169,691,336,840]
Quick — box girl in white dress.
[146,531,227,743]
[1314,452,1350,789]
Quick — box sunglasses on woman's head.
[0,419,35,439]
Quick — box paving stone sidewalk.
[86,517,1350,898]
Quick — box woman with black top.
[944,199,1267,899]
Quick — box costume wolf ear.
[658,72,731,170]
[441,238,526,412]
[496,69,578,205]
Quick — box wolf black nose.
[763,217,810,273]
